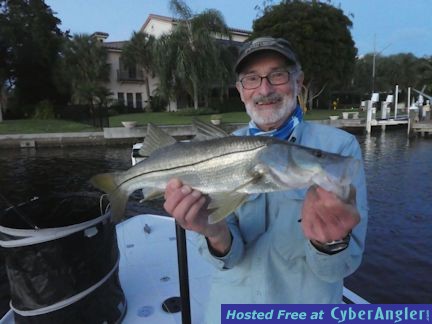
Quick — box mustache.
[253,93,283,104]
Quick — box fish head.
[260,142,359,197]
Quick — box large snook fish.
[90,120,359,224]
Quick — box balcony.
[117,69,145,82]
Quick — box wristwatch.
[310,233,351,255]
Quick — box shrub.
[33,100,55,119]
[149,95,168,112]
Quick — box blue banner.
[221,304,431,323]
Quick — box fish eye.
[314,150,323,158]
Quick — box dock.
[412,121,432,136]
[323,117,408,132]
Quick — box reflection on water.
[0,146,166,217]
[0,129,431,304]
[347,131,432,303]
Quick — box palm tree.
[154,0,232,110]
[121,32,155,111]
[62,34,111,107]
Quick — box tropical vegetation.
[0,0,431,126]
[121,32,156,111]
[60,34,111,107]
[151,0,235,110]
[251,0,357,111]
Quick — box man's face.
[236,52,303,131]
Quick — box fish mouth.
[312,158,360,199]
[325,158,359,185]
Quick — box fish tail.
[90,172,118,194]
[90,172,128,223]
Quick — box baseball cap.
[234,37,301,73]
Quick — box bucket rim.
[0,212,111,248]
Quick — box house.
[92,14,250,111]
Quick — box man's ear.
[296,71,304,93]
[236,81,245,103]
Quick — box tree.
[352,53,432,98]
[251,0,357,110]
[121,32,156,111]
[154,0,232,110]
[379,54,430,92]
[0,5,9,121]
[61,34,111,107]
[0,0,66,111]
[213,44,239,103]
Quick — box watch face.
[326,241,348,252]
[316,234,350,254]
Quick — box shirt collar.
[248,105,303,140]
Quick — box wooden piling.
[366,100,372,134]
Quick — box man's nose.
[258,76,274,95]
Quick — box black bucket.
[0,193,126,324]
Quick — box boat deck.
[0,214,368,324]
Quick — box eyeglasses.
[239,70,293,90]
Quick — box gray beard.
[245,93,297,127]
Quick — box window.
[128,66,137,79]
[136,93,142,109]
[118,92,125,106]
[126,93,134,108]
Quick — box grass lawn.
[109,111,251,126]
[0,108,363,134]
[0,119,99,134]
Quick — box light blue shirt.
[195,121,368,324]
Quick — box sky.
[44,0,432,57]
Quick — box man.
[164,37,368,323]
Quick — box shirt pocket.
[270,189,308,263]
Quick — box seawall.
[0,123,247,148]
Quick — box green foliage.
[251,0,357,108]
[61,34,111,107]
[108,111,250,126]
[149,94,168,112]
[208,96,244,113]
[176,107,220,116]
[33,100,55,119]
[353,53,432,96]
[152,0,233,110]
[0,0,67,107]
[0,118,98,134]
[121,32,156,111]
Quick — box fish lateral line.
[119,143,268,188]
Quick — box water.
[0,129,431,309]
[345,131,432,303]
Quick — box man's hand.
[301,185,360,243]
[164,178,232,255]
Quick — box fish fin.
[139,123,177,157]
[207,192,248,224]
[140,188,164,201]
[89,172,127,223]
[192,118,229,141]
[207,171,265,224]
